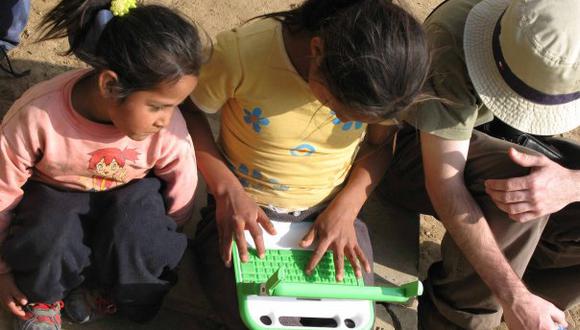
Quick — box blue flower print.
[290,144,316,157]
[234,163,289,191]
[268,178,290,192]
[251,169,289,191]
[330,111,363,131]
[243,107,270,133]
[236,164,264,189]
[237,164,250,187]
[340,121,363,131]
[252,169,264,180]
[238,164,249,175]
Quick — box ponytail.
[40,0,111,57]
[40,0,205,99]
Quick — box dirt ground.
[1,0,579,328]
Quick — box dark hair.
[261,0,430,119]
[39,0,204,99]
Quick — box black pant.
[2,178,187,322]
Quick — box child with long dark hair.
[181,0,430,328]
[0,0,203,329]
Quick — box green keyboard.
[233,244,422,303]
[235,247,363,286]
[233,242,422,329]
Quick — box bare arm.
[179,99,238,194]
[179,98,275,266]
[302,124,396,280]
[337,124,398,210]
[0,134,32,317]
[421,132,566,330]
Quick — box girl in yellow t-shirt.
[181,0,430,327]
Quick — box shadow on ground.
[0,59,78,117]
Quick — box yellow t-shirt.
[191,19,367,210]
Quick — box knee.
[7,182,88,255]
[470,151,528,182]
[2,224,89,274]
[101,204,186,262]
[106,197,177,244]
[3,215,84,262]
[104,180,174,235]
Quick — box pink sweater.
[0,70,198,273]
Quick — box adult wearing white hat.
[378,0,580,329]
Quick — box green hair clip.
[110,0,137,16]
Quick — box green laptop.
[232,221,422,330]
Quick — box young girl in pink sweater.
[0,1,203,329]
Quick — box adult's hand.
[485,148,579,222]
[502,290,567,330]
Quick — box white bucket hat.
[464,0,580,135]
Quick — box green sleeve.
[402,22,490,140]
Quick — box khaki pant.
[377,126,580,330]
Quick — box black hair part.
[262,0,430,119]
[40,0,204,98]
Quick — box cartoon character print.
[87,147,139,191]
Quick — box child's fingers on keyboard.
[234,224,249,262]
[218,222,233,266]
[333,248,345,281]
[248,223,266,258]
[220,240,233,267]
[346,248,362,278]
[300,226,317,248]
[355,246,371,273]
[257,209,276,235]
[306,239,332,274]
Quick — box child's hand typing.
[300,201,371,282]
[0,272,27,318]
[215,185,277,267]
